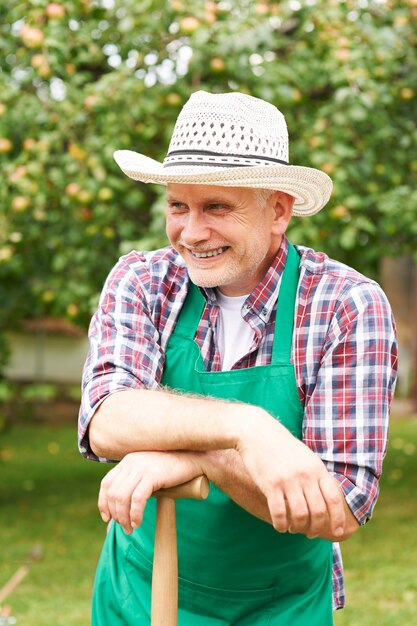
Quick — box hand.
[236,410,346,539]
[98,451,203,534]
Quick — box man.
[78,91,397,625]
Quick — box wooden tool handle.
[153,475,210,501]
[0,566,30,604]
[151,496,177,626]
[151,476,209,626]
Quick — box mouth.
[189,246,229,259]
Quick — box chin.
[187,274,219,289]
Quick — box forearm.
[200,448,271,524]
[88,387,263,460]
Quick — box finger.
[319,473,346,538]
[268,488,289,533]
[284,485,310,534]
[130,476,155,529]
[303,482,328,538]
[109,471,144,534]
[98,465,121,523]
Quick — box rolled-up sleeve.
[78,254,164,461]
[303,281,398,525]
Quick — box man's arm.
[301,280,398,528]
[91,387,347,539]
[88,387,243,460]
[96,444,357,541]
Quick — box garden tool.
[0,543,43,624]
[151,475,209,626]
[0,544,43,604]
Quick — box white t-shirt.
[216,291,255,371]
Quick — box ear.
[271,191,295,236]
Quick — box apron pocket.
[177,575,277,624]
[124,540,277,625]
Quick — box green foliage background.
[1,0,416,357]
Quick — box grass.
[334,416,417,625]
[0,422,108,625]
[0,417,416,625]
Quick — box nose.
[181,210,211,246]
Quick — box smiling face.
[165,184,294,296]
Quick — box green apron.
[92,244,334,625]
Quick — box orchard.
[0,0,416,371]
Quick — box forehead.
[166,183,255,203]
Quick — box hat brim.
[113,150,332,217]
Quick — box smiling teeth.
[192,247,227,258]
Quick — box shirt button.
[262,307,268,316]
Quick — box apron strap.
[271,242,300,365]
[172,280,206,339]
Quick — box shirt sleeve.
[302,281,398,525]
[78,254,164,461]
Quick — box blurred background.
[0,1,416,624]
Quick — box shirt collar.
[199,235,289,324]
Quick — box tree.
[0,0,416,369]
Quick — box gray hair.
[254,188,276,208]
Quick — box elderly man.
[78,91,397,625]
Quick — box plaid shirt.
[79,235,398,610]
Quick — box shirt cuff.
[78,379,138,462]
[332,472,378,526]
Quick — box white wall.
[5,332,90,385]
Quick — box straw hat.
[113,91,332,216]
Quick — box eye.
[167,201,188,214]
[206,203,230,213]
